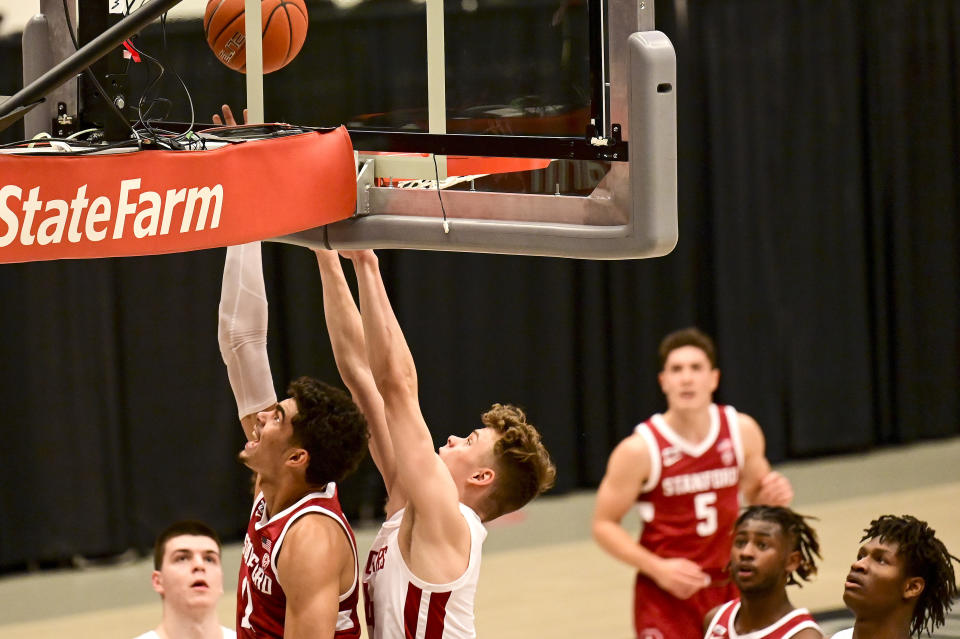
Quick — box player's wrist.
[635,551,662,577]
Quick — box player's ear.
[469,467,495,487]
[784,550,802,575]
[151,570,164,596]
[709,367,720,391]
[903,576,925,602]
[287,447,309,469]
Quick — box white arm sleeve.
[218,242,277,419]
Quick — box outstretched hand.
[212,104,248,126]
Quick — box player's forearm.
[218,243,276,426]
[592,518,660,576]
[317,253,375,390]
[317,252,400,490]
[351,252,420,404]
[349,252,439,465]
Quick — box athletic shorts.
[633,573,737,639]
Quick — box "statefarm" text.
[0,178,223,247]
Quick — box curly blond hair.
[477,403,556,521]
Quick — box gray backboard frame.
[278,0,677,260]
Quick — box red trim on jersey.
[424,590,452,639]
[401,583,452,639]
[404,583,422,638]
[708,599,822,638]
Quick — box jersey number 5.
[694,492,718,536]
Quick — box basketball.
[204,0,308,74]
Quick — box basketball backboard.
[262,0,679,259]
[3,0,676,260]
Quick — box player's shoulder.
[732,410,762,437]
[281,509,351,564]
[731,408,758,427]
[614,429,653,458]
[702,604,723,633]
[793,627,825,639]
[276,512,351,584]
[288,508,348,538]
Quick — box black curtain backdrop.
[0,0,958,570]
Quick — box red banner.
[0,127,356,264]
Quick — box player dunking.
[704,506,823,639]
[832,514,958,639]
[315,249,556,639]
[592,327,794,639]
[218,241,368,639]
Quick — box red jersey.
[636,403,744,582]
[705,599,822,638]
[237,484,361,639]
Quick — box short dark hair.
[736,505,820,586]
[860,515,959,637]
[287,377,368,487]
[477,404,556,522]
[153,520,221,570]
[658,327,717,370]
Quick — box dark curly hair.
[287,377,368,487]
[861,515,959,637]
[477,404,556,522]
[153,520,220,570]
[658,327,717,369]
[736,505,820,586]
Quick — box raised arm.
[737,412,793,506]
[217,242,277,439]
[315,250,405,515]
[592,434,710,600]
[343,250,463,528]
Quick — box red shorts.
[633,574,737,639]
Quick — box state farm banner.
[0,127,356,264]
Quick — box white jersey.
[362,503,487,639]
[830,630,853,639]
[703,599,822,638]
[132,627,235,639]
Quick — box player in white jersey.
[134,520,235,639]
[315,249,557,639]
[832,514,958,639]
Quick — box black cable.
[60,0,138,138]
[431,153,450,232]
[123,17,196,145]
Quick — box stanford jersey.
[237,484,361,639]
[362,504,486,639]
[633,404,745,639]
[705,599,822,638]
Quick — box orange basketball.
[204,0,308,74]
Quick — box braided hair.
[736,505,820,586]
[861,515,959,637]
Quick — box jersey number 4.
[694,492,718,536]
